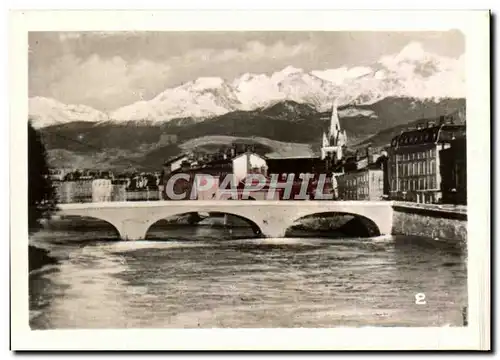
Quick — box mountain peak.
[29,96,110,128]
[397,42,427,62]
[186,77,226,91]
[281,65,304,75]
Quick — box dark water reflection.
[29,225,467,329]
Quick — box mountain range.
[29,42,464,127]
[40,97,465,172]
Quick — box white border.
[10,10,490,350]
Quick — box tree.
[28,120,57,233]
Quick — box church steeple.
[321,97,347,163]
[329,98,341,143]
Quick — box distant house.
[49,168,70,182]
[159,134,178,145]
[231,152,268,183]
[163,153,190,173]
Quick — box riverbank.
[29,245,58,272]
[392,202,467,248]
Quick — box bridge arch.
[145,210,264,239]
[287,211,382,238]
[55,215,121,239]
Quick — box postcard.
[10,9,490,351]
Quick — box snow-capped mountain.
[109,41,464,122]
[110,77,241,122]
[312,42,465,105]
[29,41,465,127]
[29,97,110,128]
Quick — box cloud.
[58,32,83,42]
[172,40,315,64]
[32,53,171,110]
[31,39,315,110]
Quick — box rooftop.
[390,123,466,148]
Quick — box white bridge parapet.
[57,200,394,240]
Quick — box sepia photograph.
[10,9,490,351]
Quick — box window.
[430,160,435,174]
[413,163,417,176]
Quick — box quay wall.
[391,202,467,247]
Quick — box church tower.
[329,98,341,143]
[321,99,347,162]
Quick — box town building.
[335,150,387,201]
[387,112,466,204]
[92,179,113,202]
[440,137,467,204]
[341,145,384,173]
[55,180,93,203]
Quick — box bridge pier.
[117,219,151,241]
[260,227,287,238]
[258,221,289,238]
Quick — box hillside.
[40,97,466,171]
[355,105,467,150]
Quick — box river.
[29,225,467,329]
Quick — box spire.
[322,131,329,148]
[329,98,340,141]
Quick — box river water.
[29,225,467,329]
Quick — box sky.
[28,31,465,112]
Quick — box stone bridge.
[57,200,394,240]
